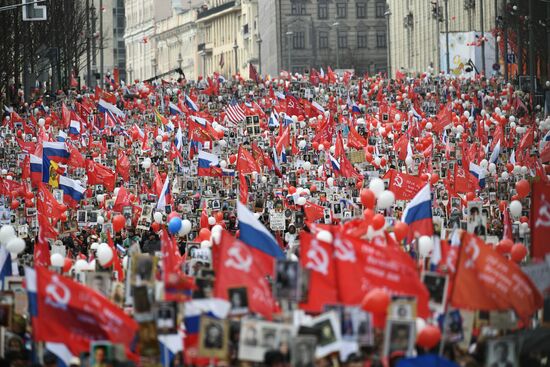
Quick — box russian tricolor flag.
[469,162,486,188]
[237,201,284,276]
[351,102,361,114]
[169,102,182,115]
[57,131,67,142]
[268,112,279,128]
[156,176,172,210]
[185,95,198,112]
[69,120,81,136]
[42,142,69,183]
[329,154,341,173]
[489,139,501,164]
[98,99,125,118]
[59,176,85,208]
[197,150,219,177]
[312,100,325,114]
[30,154,42,187]
[401,184,433,241]
[184,299,230,354]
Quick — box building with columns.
[387,0,499,76]
[258,0,388,77]
[195,0,261,78]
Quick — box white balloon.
[501,172,509,180]
[298,140,307,149]
[153,212,163,223]
[6,237,25,255]
[521,166,528,174]
[218,139,227,147]
[155,135,163,144]
[509,200,522,217]
[425,122,433,130]
[208,216,216,226]
[318,144,325,151]
[90,242,99,250]
[297,197,307,206]
[316,230,333,243]
[377,190,395,209]
[329,145,336,154]
[394,113,401,122]
[38,118,45,126]
[418,236,433,257]
[74,259,88,273]
[520,222,529,231]
[369,178,385,198]
[179,219,192,235]
[142,158,152,169]
[303,161,312,171]
[200,240,211,249]
[97,216,105,224]
[50,253,65,267]
[327,177,334,187]
[97,194,105,203]
[219,160,227,168]
[0,225,17,245]
[480,159,488,169]
[488,163,496,173]
[416,318,427,333]
[97,243,114,266]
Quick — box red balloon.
[63,258,73,273]
[430,173,440,185]
[151,222,161,232]
[394,221,409,242]
[367,145,375,153]
[199,228,211,241]
[506,163,514,173]
[363,209,374,223]
[361,288,390,314]
[515,179,530,198]
[10,200,19,210]
[112,214,126,232]
[312,142,319,150]
[466,192,476,202]
[365,152,373,163]
[360,189,376,209]
[228,155,237,164]
[167,211,180,223]
[289,186,297,194]
[510,243,527,262]
[520,216,529,224]
[310,185,317,193]
[417,325,442,349]
[380,157,387,167]
[497,239,513,254]
[215,211,224,222]
[372,214,385,230]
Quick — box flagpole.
[438,230,464,356]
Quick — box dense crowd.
[0,68,548,367]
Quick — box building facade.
[258,0,388,77]
[195,0,261,78]
[387,0,500,75]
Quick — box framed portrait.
[383,319,416,357]
[311,311,341,358]
[85,272,112,297]
[422,272,449,313]
[291,335,316,367]
[274,260,300,301]
[198,316,229,359]
[228,287,248,316]
[388,295,416,320]
[155,301,178,335]
[486,338,518,367]
[137,321,160,357]
[131,254,157,285]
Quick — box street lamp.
[384,11,391,77]
[257,34,263,75]
[127,65,133,83]
[331,22,340,69]
[233,39,238,75]
[285,31,293,72]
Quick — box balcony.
[197,1,236,20]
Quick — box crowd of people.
[0,67,548,367]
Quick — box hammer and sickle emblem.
[464,238,480,269]
[394,174,404,188]
[45,275,71,310]
[224,245,253,272]
[306,240,329,275]
[457,168,465,178]
[334,238,356,262]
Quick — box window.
[337,32,348,48]
[336,2,347,18]
[356,2,367,18]
[291,1,306,15]
[375,1,386,18]
[319,31,329,49]
[318,2,328,19]
[293,31,305,49]
[376,31,386,48]
[357,33,368,48]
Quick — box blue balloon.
[168,217,182,234]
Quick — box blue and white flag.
[489,139,501,164]
[469,162,486,188]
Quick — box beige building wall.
[124,0,156,81]
[388,0,500,75]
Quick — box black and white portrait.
[383,319,415,357]
[228,287,248,315]
[290,336,316,367]
[487,339,517,367]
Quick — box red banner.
[531,182,550,260]
[384,169,425,200]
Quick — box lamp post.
[285,31,293,72]
[233,39,238,75]
[445,0,450,74]
[480,0,486,75]
[257,34,263,75]
[127,65,133,83]
[384,11,391,77]
[99,0,104,88]
[332,22,340,69]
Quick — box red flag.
[239,173,248,205]
[21,155,30,180]
[214,231,278,319]
[248,63,259,83]
[453,164,471,193]
[347,126,367,150]
[86,160,116,192]
[200,201,209,229]
[62,103,71,128]
[299,231,338,313]
[383,169,425,200]
[26,266,138,358]
[37,183,66,221]
[107,231,124,282]
[333,233,365,305]
[303,201,325,222]
[236,146,261,174]
[16,137,36,154]
[67,143,86,168]
[518,126,534,152]
[451,232,543,320]
[116,150,130,181]
[432,103,453,133]
[393,134,409,161]
[285,95,303,118]
[531,182,550,259]
[112,186,130,212]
